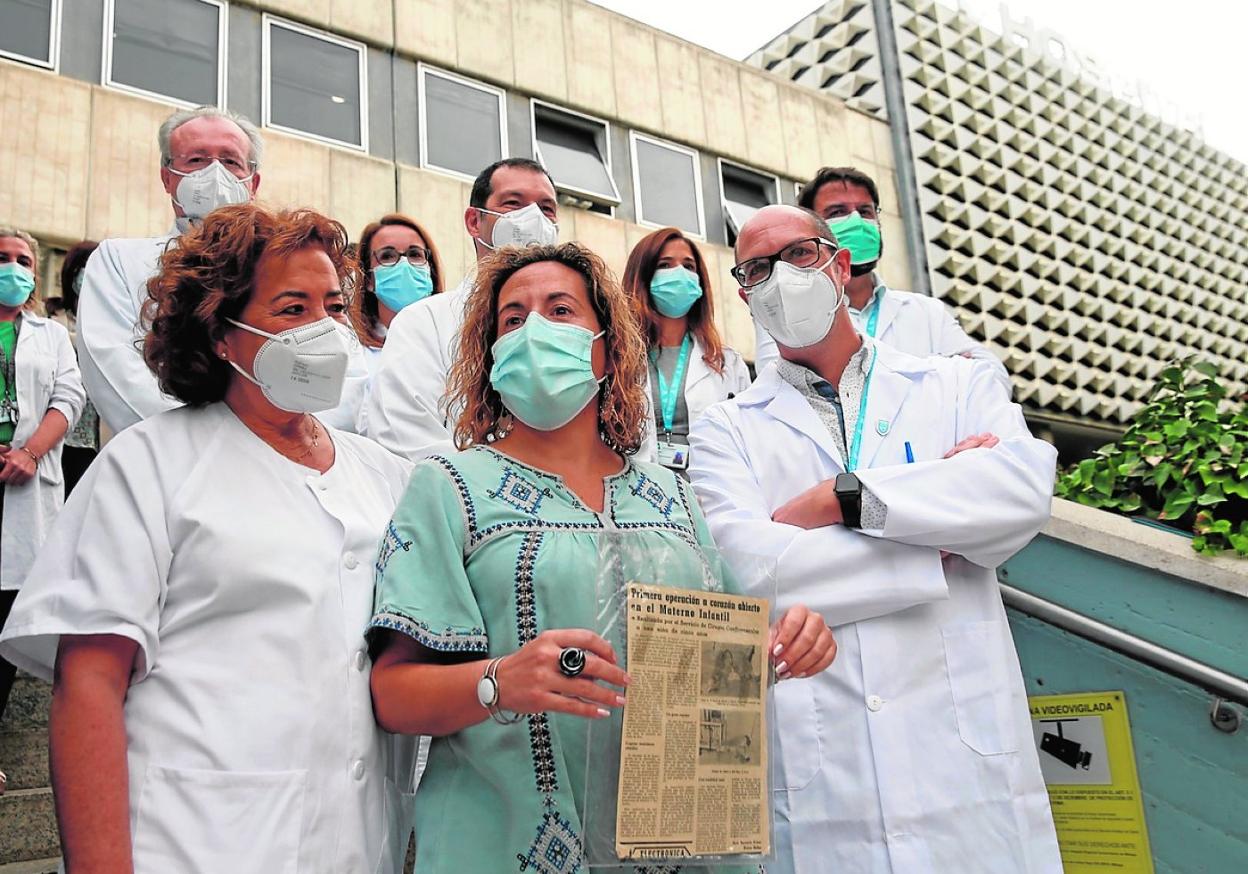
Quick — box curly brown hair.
[142,204,357,406]
[447,242,648,454]
[350,213,446,349]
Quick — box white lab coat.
[754,282,1012,393]
[688,343,1062,874]
[0,404,417,874]
[76,227,181,433]
[639,336,752,462]
[362,273,474,459]
[76,228,369,436]
[1,314,86,589]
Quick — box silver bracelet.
[480,657,524,726]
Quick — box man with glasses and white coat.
[77,107,262,435]
[363,158,559,459]
[688,204,1062,873]
[77,107,370,436]
[755,166,1010,395]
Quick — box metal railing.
[1000,583,1248,708]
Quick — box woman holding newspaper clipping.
[368,242,836,873]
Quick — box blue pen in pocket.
[904,441,915,464]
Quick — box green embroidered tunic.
[370,445,757,874]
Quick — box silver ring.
[558,647,587,678]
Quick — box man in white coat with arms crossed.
[688,204,1062,874]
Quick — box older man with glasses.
[76,107,264,436]
[753,166,1010,395]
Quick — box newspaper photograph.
[615,583,771,862]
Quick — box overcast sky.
[591,0,1248,165]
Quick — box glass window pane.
[269,24,362,146]
[111,0,219,106]
[0,0,53,64]
[536,112,615,200]
[423,73,502,177]
[722,165,776,237]
[635,139,700,234]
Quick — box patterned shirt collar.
[775,334,876,399]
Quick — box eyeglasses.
[731,238,838,289]
[373,245,431,268]
[166,153,256,180]
[823,203,880,221]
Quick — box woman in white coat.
[0,206,415,871]
[622,227,751,473]
[0,228,85,786]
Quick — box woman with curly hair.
[622,227,752,472]
[367,242,835,873]
[0,205,416,873]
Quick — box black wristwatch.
[834,472,862,529]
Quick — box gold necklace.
[291,417,320,461]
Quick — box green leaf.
[1160,490,1195,519]
[1196,490,1227,507]
[1093,469,1115,496]
[1153,463,1174,488]
[1228,533,1248,556]
[1192,361,1218,378]
[1117,493,1143,512]
[1192,535,1209,553]
[1164,420,1190,440]
[1209,519,1233,535]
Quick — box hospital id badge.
[657,441,689,470]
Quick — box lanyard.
[844,353,877,472]
[652,333,692,437]
[0,317,20,425]
[862,285,885,339]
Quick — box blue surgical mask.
[489,313,605,431]
[649,267,703,318]
[373,261,433,312]
[0,264,35,308]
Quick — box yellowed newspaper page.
[615,583,770,862]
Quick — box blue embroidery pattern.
[368,610,487,653]
[630,472,677,519]
[490,468,554,517]
[517,809,582,874]
[374,520,413,580]
[428,455,479,535]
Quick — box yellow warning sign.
[1029,691,1153,873]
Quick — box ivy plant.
[1055,358,1248,557]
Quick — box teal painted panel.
[1009,610,1248,874]
[1001,536,1248,679]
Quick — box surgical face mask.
[827,212,882,270]
[0,264,35,308]
[489,313,605,431]
[649,267,703,319]
[169,160,252,222]
[747,256,844,349]
[477,202,559,250]
[225,316,353,413]
[373,261,433,312]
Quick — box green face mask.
[827,212,882,266]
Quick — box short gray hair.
[158,106,264,170]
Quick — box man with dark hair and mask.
[76,107,264,436]
[364,158,560,459]
[689,204,1061,874]
[752,166,1010,395]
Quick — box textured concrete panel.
[331,0,394,46]
[698,53,748,160]
[564,1,616,116]
[512,0,568,101]
[395,0,458,67]
[738,70,787,174]
[398,164,472,278]
[655,36,707,147]
[457,0,514,87]
[609,16,661,131]
[85,89,177,241]
[329,150,397,239]
[0,62,91,244]
[255,129,333,216]
[777,88,822,180]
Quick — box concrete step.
[0,858,59,873]
[1,674,50,733]
[0,730,47,792]
[0,788,58,865]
